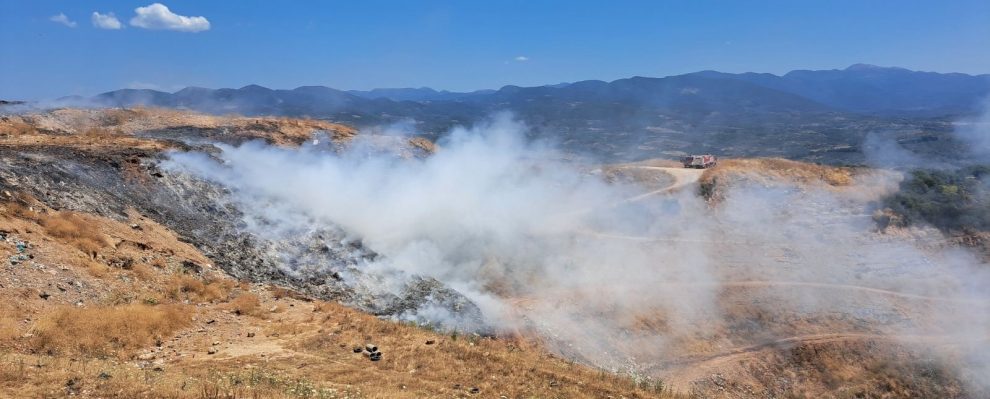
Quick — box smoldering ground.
[164,114,990,390]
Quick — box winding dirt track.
[615,166,704,203]
[673,280,989,306]
[655,332,986,389]
[658,333,962,368]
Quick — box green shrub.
[884,165,990,232]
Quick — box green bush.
[884,165,990,232]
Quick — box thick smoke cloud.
[165,114,990,389]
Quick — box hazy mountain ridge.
[41,65,989,162]
[79,64,988,115]
[689,64,990,115]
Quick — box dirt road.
[655,332,982,389]
[617,166,705,203]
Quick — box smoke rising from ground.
[954,99,990,158]
[165,114,990,389]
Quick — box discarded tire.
[361,343,382,361]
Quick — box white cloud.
[129,3,210,32]
[514,56,529,62]
[91,12,122,30]
[49,13,77,28]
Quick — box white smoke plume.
[165,113,990,390]
[954,98,990,158]
[862,131,928,169]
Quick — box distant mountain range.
[44,65,990,162]
[354,65,990,116]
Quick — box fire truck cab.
[682,154,718,169]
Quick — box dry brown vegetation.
[0,303,23,344]
[701,157,855,187]
[40,211,109,257]
[1,107,357,146]
[696,158,858,202]
[165,274,233,303]
[31,304,192,358]
[228,292,262,317]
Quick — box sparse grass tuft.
[229,293,262,317]
[86,260,111,277]
[270,285,309,301]
[0,303,24,345]
[131,263,155,280]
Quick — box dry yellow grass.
[0,117,37,136]
[0,303,22,345]
[131,262,155,280]
[85,260,111,277]
[229,292,262,317]
[1,200,36,220]
[30,304,193,358]
[701,158,854,187]
[40,211,108,258]
[165,274,233,303]
[4,107,357,145]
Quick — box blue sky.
[2,1,989,100]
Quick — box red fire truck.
[682,154,718,169]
